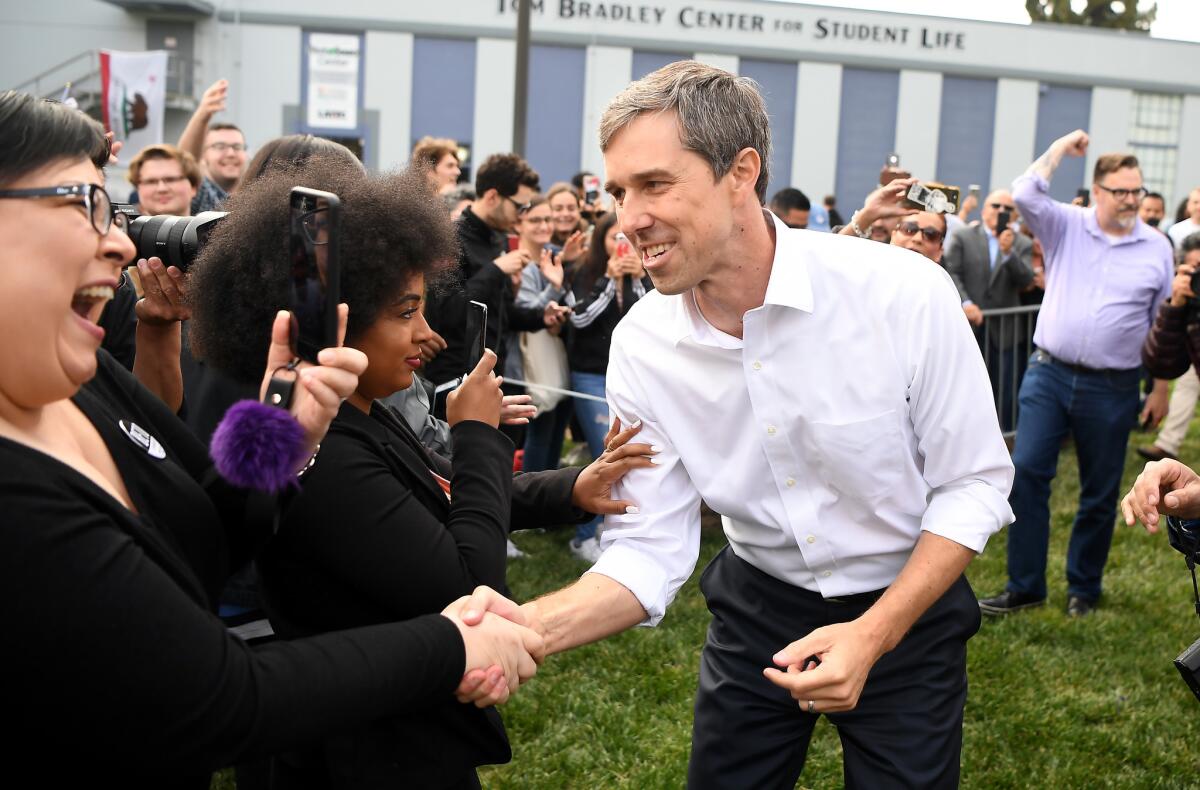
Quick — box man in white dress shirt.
[461,61,1014,787]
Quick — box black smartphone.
[1076,187,1090,207]
[464,300,488,376]
[288,187,341,363]
[996,210,1011,236]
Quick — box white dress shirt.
[588,213,1015,626]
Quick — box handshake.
[441,586,546,707]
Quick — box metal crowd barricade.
[979,304,1042,440]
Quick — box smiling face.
[202,128,247,187]
[349,273,433,400]
[518,202,554,247]
[549,190,582,236]
[603,111,742,295]
[0,158,136,409]
[890,211,945,263]
[136,156,197,217]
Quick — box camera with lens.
[1167,516,1200,702]
[114,204,226,271]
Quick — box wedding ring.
[806,699,815,714]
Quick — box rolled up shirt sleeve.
[1012,172,1069,262]
[902,266,1016,552]
[585,331,702,626]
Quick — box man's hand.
[418,330,447,364]
[1170,263,1196,307]
[570,417,657,515]
[957,192,978,219]
[1121,459,1200,533]
[1140,379,1170,431]
[493,249,532,276]
[133,257,190,325]
[763,618,888,713]
[1055,129,1089,159]
[998,228,1015,256]
[962,303,984,326]
[197,79,229,119]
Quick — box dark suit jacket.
[261,401,587,786]
[944,224,1035,348]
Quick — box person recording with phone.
[188,160,656,787]
[0,90,547,786]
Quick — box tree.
[1025,0,1157,32]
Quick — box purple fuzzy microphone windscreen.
[210,400,309,493]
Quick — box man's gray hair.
[599,60,772,202]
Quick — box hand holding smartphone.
[464,300,488,378]
[288,187,341,363]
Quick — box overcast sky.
[765,0,1199,43]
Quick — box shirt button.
[822,570,832,578]
[786,478,795,487]
[767,425,777,436]
[806,535,816,544]
[753,360,762,370]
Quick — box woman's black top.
[0,351,467,787]
[259,400,586,787]
[566,271,654,374]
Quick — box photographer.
[0,91,542,785]
[837,176,918,242]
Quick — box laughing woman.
[188,161,654,788]
[0,92,544,786]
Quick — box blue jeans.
[522,398,572,473]
[570,371,610,542]
[1006,352,1140,602]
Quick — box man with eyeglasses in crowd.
[423,153,568,406]
[177,79,248,214]
[979,130,1174,619]
[127,144,200,218]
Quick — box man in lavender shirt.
[979,129,1174,618]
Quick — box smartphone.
[506,234,520,252]
[583,174,601,205]
[996,210,1011,236]
[615,231,632,258]
[464,300,488,376]
[885,152,900,167]
[288,187,341,363]
[968,184,981,200]
[1076,187,1091,207]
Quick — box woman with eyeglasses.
[187,161,654,788]
[0,91,543,786]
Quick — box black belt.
[1034,349,1137,376]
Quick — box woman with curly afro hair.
[188,159,655,787]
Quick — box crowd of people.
[2,54,1198,787]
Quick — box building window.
[1128,92,1182,201]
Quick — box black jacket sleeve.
[279,418,514,616]
[510,466,589,529]
[2,476,465,779]
[1142,301,1193,380]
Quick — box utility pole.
[512,0,531,156]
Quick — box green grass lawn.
[476,429,1200,789]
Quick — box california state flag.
[100,50,168,151]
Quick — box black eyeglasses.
[896,221,944,243]
[1095,184,1148,202]
[0,183,124,236]
[504,195,533,215]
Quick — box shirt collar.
[671,210,814,346]
[1082,207,1155,246]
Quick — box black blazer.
[0,352,468,787]
[260,401,586,786]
